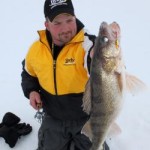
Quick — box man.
[21,0,109,150]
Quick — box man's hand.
[90,48,94,58]
[29,91,42,110]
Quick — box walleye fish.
[82,22,145,150]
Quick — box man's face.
[45,14,77,46]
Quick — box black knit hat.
[44,0,75,21]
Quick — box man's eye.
[53,22,61,25]
[67,19,73,23]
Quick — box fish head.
[93,22,122,72]
[99,21,121,58]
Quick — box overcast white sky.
[0,0,150,149]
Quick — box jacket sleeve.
[21,59,40,99]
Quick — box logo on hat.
[50,0,67,9]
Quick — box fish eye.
[103,37,108,42]
[100,36,109,44]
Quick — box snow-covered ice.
[0,0,150,149]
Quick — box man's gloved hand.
[0,112,32,148]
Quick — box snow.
[0,0,150,149]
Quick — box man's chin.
[61,38,72,44]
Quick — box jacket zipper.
[52,43,58,95]
[53,59,57,95]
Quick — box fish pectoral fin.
[81,121,92,140]
[125,73,147,95]
[115,71,124,93]
[82,80,92,114]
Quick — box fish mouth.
[103,52,120,59]
[103,55,118,59]
[100,22,109,30]
[99,22,110,38]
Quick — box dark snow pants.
[37,115,92,150]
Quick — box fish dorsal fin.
[107,122,122,138]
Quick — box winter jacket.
[21,19,96,121]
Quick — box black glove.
[0,125,19,148]
[2,112,20,127]
[14,123,32,136]
[0,112,32,148]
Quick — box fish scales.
[82,22,124,150]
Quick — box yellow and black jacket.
[21,19,96,120]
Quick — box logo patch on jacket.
[64,58,75,65]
